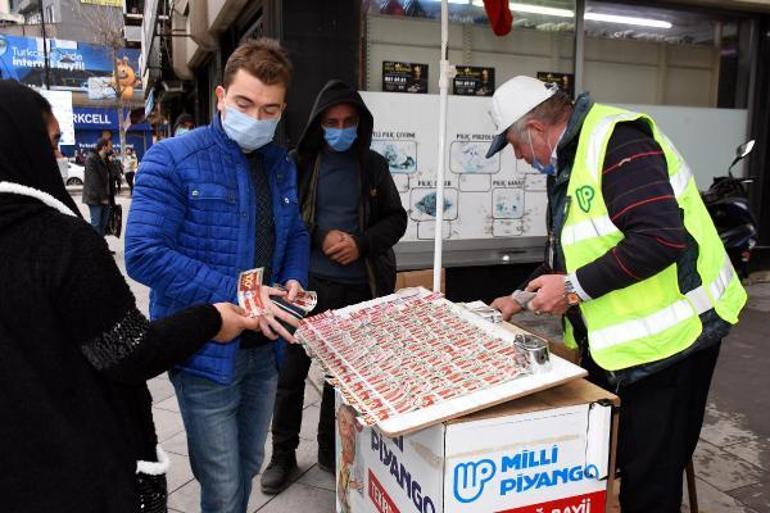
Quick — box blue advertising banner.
[0,34,141,95]
[73,107,151,131]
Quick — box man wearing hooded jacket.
[261,80,407,493]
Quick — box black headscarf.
[0,79,81,217]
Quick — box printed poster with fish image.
[361,92,548,242]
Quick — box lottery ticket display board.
[298,288,586,436]
[362,91,549,242]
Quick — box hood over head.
[0,79,81,230]
[295,80,374,168]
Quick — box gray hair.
[509,91,573,138]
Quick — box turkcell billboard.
[0,34,141,97]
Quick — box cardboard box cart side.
[335,379,619,513]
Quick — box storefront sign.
[73,107,150,131]
[0,34,141,94]
[453,66,495,97]
[537,72,574,98]
[382,61,428,94]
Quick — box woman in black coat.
[0,80,279,512]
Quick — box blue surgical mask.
[323,125,358,152]
[222,106,279,152]
[527,129,557,176]
[174,127,190,137]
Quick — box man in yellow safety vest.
[487,76,746,513]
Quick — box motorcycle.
[701,140,758,280]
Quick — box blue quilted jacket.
[125,115,309,384]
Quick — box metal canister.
[514,334,552,374]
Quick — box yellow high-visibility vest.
[562,103,746,371]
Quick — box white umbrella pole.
[433,0,451,293]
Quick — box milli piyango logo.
[453,459,497,503]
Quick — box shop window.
[583,1,752,108]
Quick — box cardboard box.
[336,379,618,513]
[396,269,445,293]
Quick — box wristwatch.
[563,276,582,307]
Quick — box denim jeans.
[88,204,110,237]
[170,345,278,513]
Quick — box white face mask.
[221,106,280,152]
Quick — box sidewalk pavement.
[94,192,769,512]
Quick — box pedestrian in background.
[83,137,114,238]
[124,147,138,195]
[173,113,194,137]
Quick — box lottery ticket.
[237,267,264,317]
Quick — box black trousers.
[271,276,371,457]
[126,171,136,195]
[585,342,722,513]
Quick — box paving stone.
[164,429,189,457]
[253,482,335,513]
[148,375,176,403]
[167,451,195,494]
[300,403,321,442]
[692,440,765,493]
[745,282,770,313]
[155,394,181,413]
[304,377,322,408]
[296,464,336,492]
[167,479,200,513]
[152,407,186,443]
[722,438,770,471]
[700,402,759,448]
[682,477,760,513]
[729,479,770,513]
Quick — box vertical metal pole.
[38,0,51,89]
[433,0,449,293]
[573,0,584,95]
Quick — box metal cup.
[514,334,552,374]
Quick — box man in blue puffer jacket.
[125,39,309,513]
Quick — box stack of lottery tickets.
[297,290,533,431]
[238,267,319,321]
